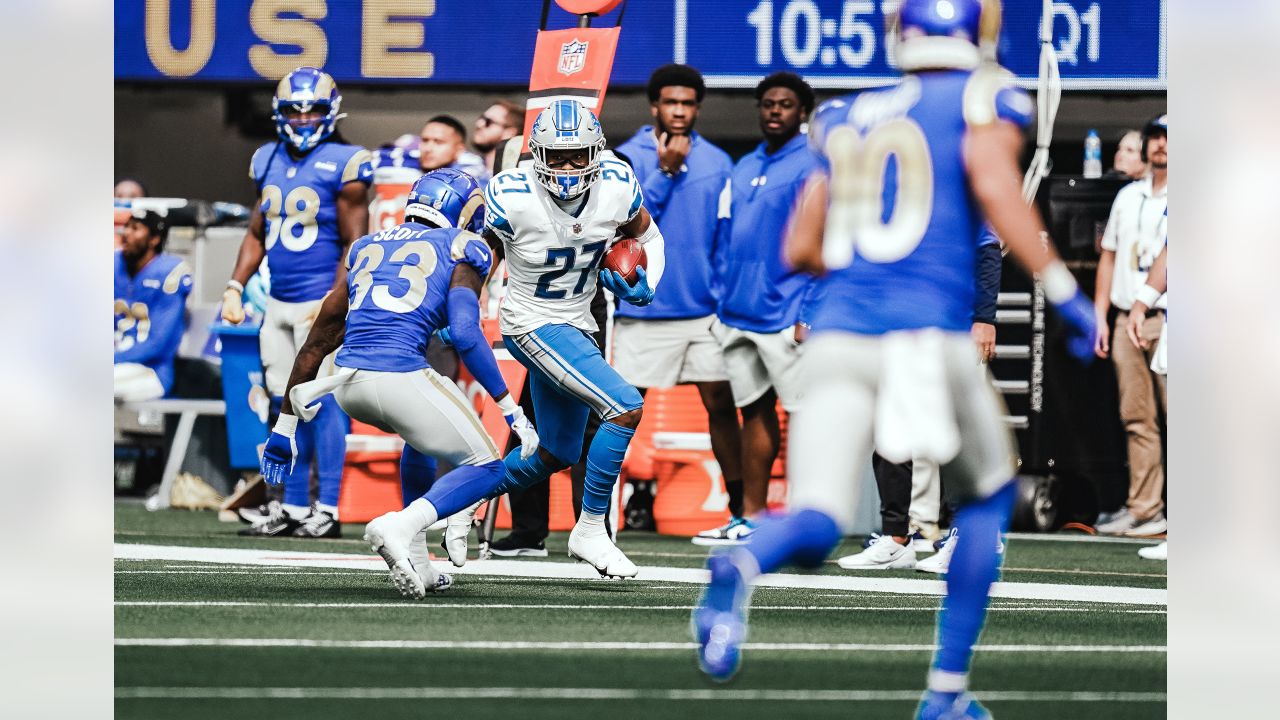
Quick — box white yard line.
[115,638,1168,653]
[114,600,1165,614]
[114,543,1167,606]
[115,686,1166,703]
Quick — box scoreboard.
[116,0,1165,90]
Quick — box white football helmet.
[528,99,606,200]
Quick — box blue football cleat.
[916,691,993,720]
[691,553,750,682]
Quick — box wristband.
[1039,261,1078,304]
[1133,284,1162,310]
[272,413,299,437]
[497,395,519,416]
[226,280,245,294]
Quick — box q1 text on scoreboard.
[116,0,1165,90]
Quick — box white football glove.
[498,398,540,460]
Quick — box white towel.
[1150,320,1167,375]
[288,367,356,422]
[874,330,962,465]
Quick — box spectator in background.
[114,178,148,200]
[420,115,488,185]
[611,64,744,545]
[1093,114,1168,537]
[471,101,523,182]
[114,209,192,401]
[1105,129,1146,180]
[1127,232,1167,561]
[710,72,820,543]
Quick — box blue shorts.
[504,324,643,465]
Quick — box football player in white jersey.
[482,99,666,578]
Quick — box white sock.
[402,498,440,533]
[316,502,339,519]
[576,511,606,535]
[281,503,309,520]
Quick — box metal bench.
[118,398,227,510]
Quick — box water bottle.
[1083,129,1102,178]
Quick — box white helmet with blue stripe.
[528,99,606,201]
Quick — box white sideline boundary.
[114,543,1167,606]
[114,600,1164,614]
[116,686,1167,703]
[115,638,1167,653]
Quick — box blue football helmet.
[272,66,344,152]
[404,168,484,233]
[890,0,1002,71]
[528,99,606,201]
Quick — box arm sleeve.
[636,220,665,290]
[972,240,1002,325]
[446,286,508,401]
[115,265,192,366]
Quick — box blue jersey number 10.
[823,118,934,268]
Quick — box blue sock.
[400,446,438,508]
[423,461,505,518]
[494,447,556,496]
[283,403,314,508]
[582,422,634,516]
[932,480,1017,677]
[741,508,843,575]
[312,395,347,508]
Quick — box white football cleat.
[568,523,638,579]
[364,512,426,600]
[916,529,957,575]
[443,501,481,567]
[837,535,917,570]
[1137,540,1167,560]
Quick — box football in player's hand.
[602,238,647,286]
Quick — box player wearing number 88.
[222,66,374,538]
[692,1,1099,715]
[483,99,667,578]
[260,168,539,599]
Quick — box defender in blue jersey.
[691,2,1098,716]
[260,169,539,599]
[114,210,192,401]
[221,67,374,539]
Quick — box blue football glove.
[1052,290,1098,364]
[260,414,299,486]
[599,265,654,307]
[434,326,454,348]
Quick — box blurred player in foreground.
[259,168,539,598]
[222,67,373,539]
[691,2,1098,716]
[484,99,665,578]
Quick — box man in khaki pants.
[1093,114,1168,537]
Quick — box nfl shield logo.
[558,40,588,76]
[572,223,583,235]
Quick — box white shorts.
[714,321,804,410]
[114,363,164,402]
[611,315,728,388]
[260,296,326,396]
[328,367,500,467]
[787,332,1016,532]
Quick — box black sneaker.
[238,504,302,537]
[292,504,342,539]
[488,534,548,557]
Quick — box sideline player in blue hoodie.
[220,67,373,539]
[708,72,820,545]
[613,64,744,537]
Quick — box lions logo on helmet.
[405,168,485,233]
[272,66,345,152]
[528,99,606,201]
[890,0,1003,71]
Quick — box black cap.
[130,208,169,239]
